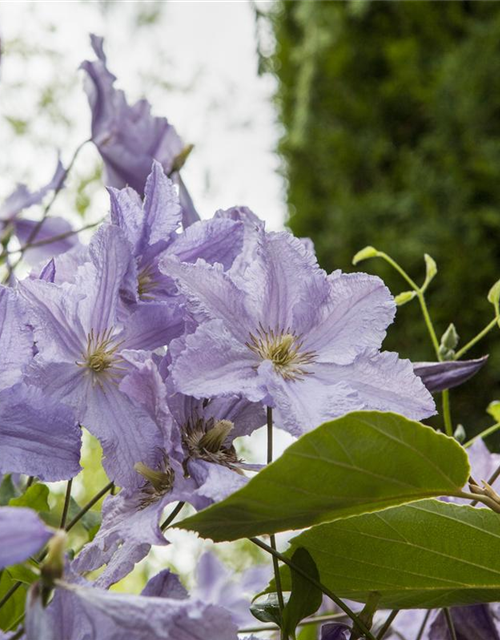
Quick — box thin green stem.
[250,536,376,640]
[266,406,286,622]
[441,390,453,438]
[416,292,440,357]
[25,476,35,489]
[443,608,457,640]
[239,611,348,634]
[160,501,185,531]
[378,252,420,292]
[60,479,73,529]
[0,582,22,610]
[464,422,500,448]
[415,610,431,640]
[454,317,498,360]
[65,481,114,532]
[376,610,399,639]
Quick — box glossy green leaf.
[487,401,500,422]
[0,476,18,506]
[9,484,49,512]
[278,500,500,609]
[422,253,437,290]
[282,548,322,639]
[394,291,416,306]
[177,411,470,542]
[250,593,288,626]
[0,571,26,631]
[352,246,379,265]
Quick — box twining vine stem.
[160,501,185,531]
[60,479,73,529]
[443,608,457,640]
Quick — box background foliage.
[267,0,500,434]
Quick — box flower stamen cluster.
[137,264,158,301]
[76,328,124,385]
[183,416,240,472]
[134,452,175,509]
[246,325,316,381]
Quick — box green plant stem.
[266,406,286,622]
[239,611,349,633]
[249,536,376,640]
[0,582,22,610]
[60,479,73,529]
[464,422,500,448]
[9,627,24,640]
[378,252,420,292]
[443,608,457,640]
[160,501,185,531]
[64,481,114,532]
[376,609,399,639]
[441,390,453,438]
[25,476,34,489]
[454,317,498,360]
[415,610,431,640]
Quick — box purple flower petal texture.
[162,229,435,435]
[414,356,488,393]
[0,384,81,481]
[0,507,52,569]
[0,286,33,391]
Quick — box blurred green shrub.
[267,0,500,435]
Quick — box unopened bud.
[41,530,66,585]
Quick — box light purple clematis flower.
[1,160,79,265]
[25,574,239,640]
[20,224,184,489]
[81,35,200,227]
[162,228,435,436]
[414,356,488,394]
[108,161,244,306]
[0,507,52,569]
[72,352,264,587]
[0,285,33,390]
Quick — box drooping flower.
[20,224,184,488]
[81,35,200,227]
[0,507,53,569]
[1,160,79,265]
[414,356,488,394]
[108,161,244,305]
[162,229,435,436]
[72,352,264,587]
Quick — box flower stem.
[443,608,457,640]
[249,536,377,640]
[415,610,431,640]
[454,317,499,360]
[266,406,286,623]
[160,501,185,531]
[60,479,73,529]
[64,481,114,532]
[441,390,453,438]
[464,422,500,449]
[376,610,399,639]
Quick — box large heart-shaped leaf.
[177,411,470,541]
[276,500,500,609]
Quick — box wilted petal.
[0,384,81,482]
[0,507,52,569]
[414,357,488,394]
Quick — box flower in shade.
[321,623,351,639]
[0,507,53,569]
[81,35,199,227]
[20,224,184,489]
[414,356,488,394]
[162,228,435,436]
[108,161,244,306]
[72,352,264,588]
[1,160,79,265]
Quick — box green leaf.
[67,497,101,532]
[177,411,470,542]
[394,291,416,306]
[488,279,500,316]
[422,253,437,290]
[0,571,26,631]
[352,246,379,265]
[277,500,500,609]
[250,593,287,626]
[9,484,49,512]
[6,563,38,586]
[0,476,18,506]
[282,548,322,639]
[487,401,500,422]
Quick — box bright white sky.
[0,0,285,231]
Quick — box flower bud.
[40,530,66,585]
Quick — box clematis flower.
[81,35,200,227]
[0,286,81,480]
[72,352,264,587]
[162,228,435,436]
[20,224,184,489]
[414,356,488,394]
[25,572,239,640]
[1,160,79,265]
[108,161,244,305]
[0,507,53,569]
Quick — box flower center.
[134,452,175,509]
[77,328,124,383]
[245,325,316,380]
[137,264,158,300]
[183,416,239,471]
